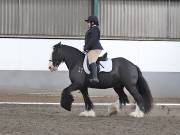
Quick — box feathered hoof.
[60,93,74,111]
[79,110,96,117]
[108,102,120,116]
[129,111,144,118]
[129,104,145,118]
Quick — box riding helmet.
[85,16,99,25]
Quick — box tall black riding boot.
[89,63,99,83]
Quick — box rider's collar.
[90,25,97,29]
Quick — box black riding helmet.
[85,16,99,26]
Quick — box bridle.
[49,59,60,67]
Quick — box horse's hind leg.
[126,84,145,117]
[108,86,129,116]
[79,88,96,117]
[114,86,129,108]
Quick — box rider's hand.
[83,46,87,54]
[83,51,87,54]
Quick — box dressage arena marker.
[0,102,180,106]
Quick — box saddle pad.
[83,55,112,74]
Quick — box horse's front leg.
[79,88,96,117]
[60,83,79,111]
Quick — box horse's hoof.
[129,104,144,118]
[61,102,71,111]
[129,111,144,118]
[79,110,96,117]
[60,93,74,111]
[108,107,119,116]
[108,101,120,116]
[109,110,118,117]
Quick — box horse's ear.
[53,42,62,49]
[58,42,61,45]
[57,42,62,47]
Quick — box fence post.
[92,0,99,16]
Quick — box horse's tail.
[136,67,153,113]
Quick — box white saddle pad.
[83,55,112,74]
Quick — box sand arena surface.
[0,103,180,135]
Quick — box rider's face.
[87,22,91,28]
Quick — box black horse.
[49,42,153,117]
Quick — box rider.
[84,16,103,83]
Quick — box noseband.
[49,59,60,67]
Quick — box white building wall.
[0,38,179,72]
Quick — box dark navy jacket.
[84,26,103,52]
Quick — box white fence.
[0,38,180,72]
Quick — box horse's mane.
[53,43,85,62]
[54,43,83,54]
[61,44,84,56]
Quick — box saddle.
[97,53,108,62]
[83,52,112,74]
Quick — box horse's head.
[48,42,64,72]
